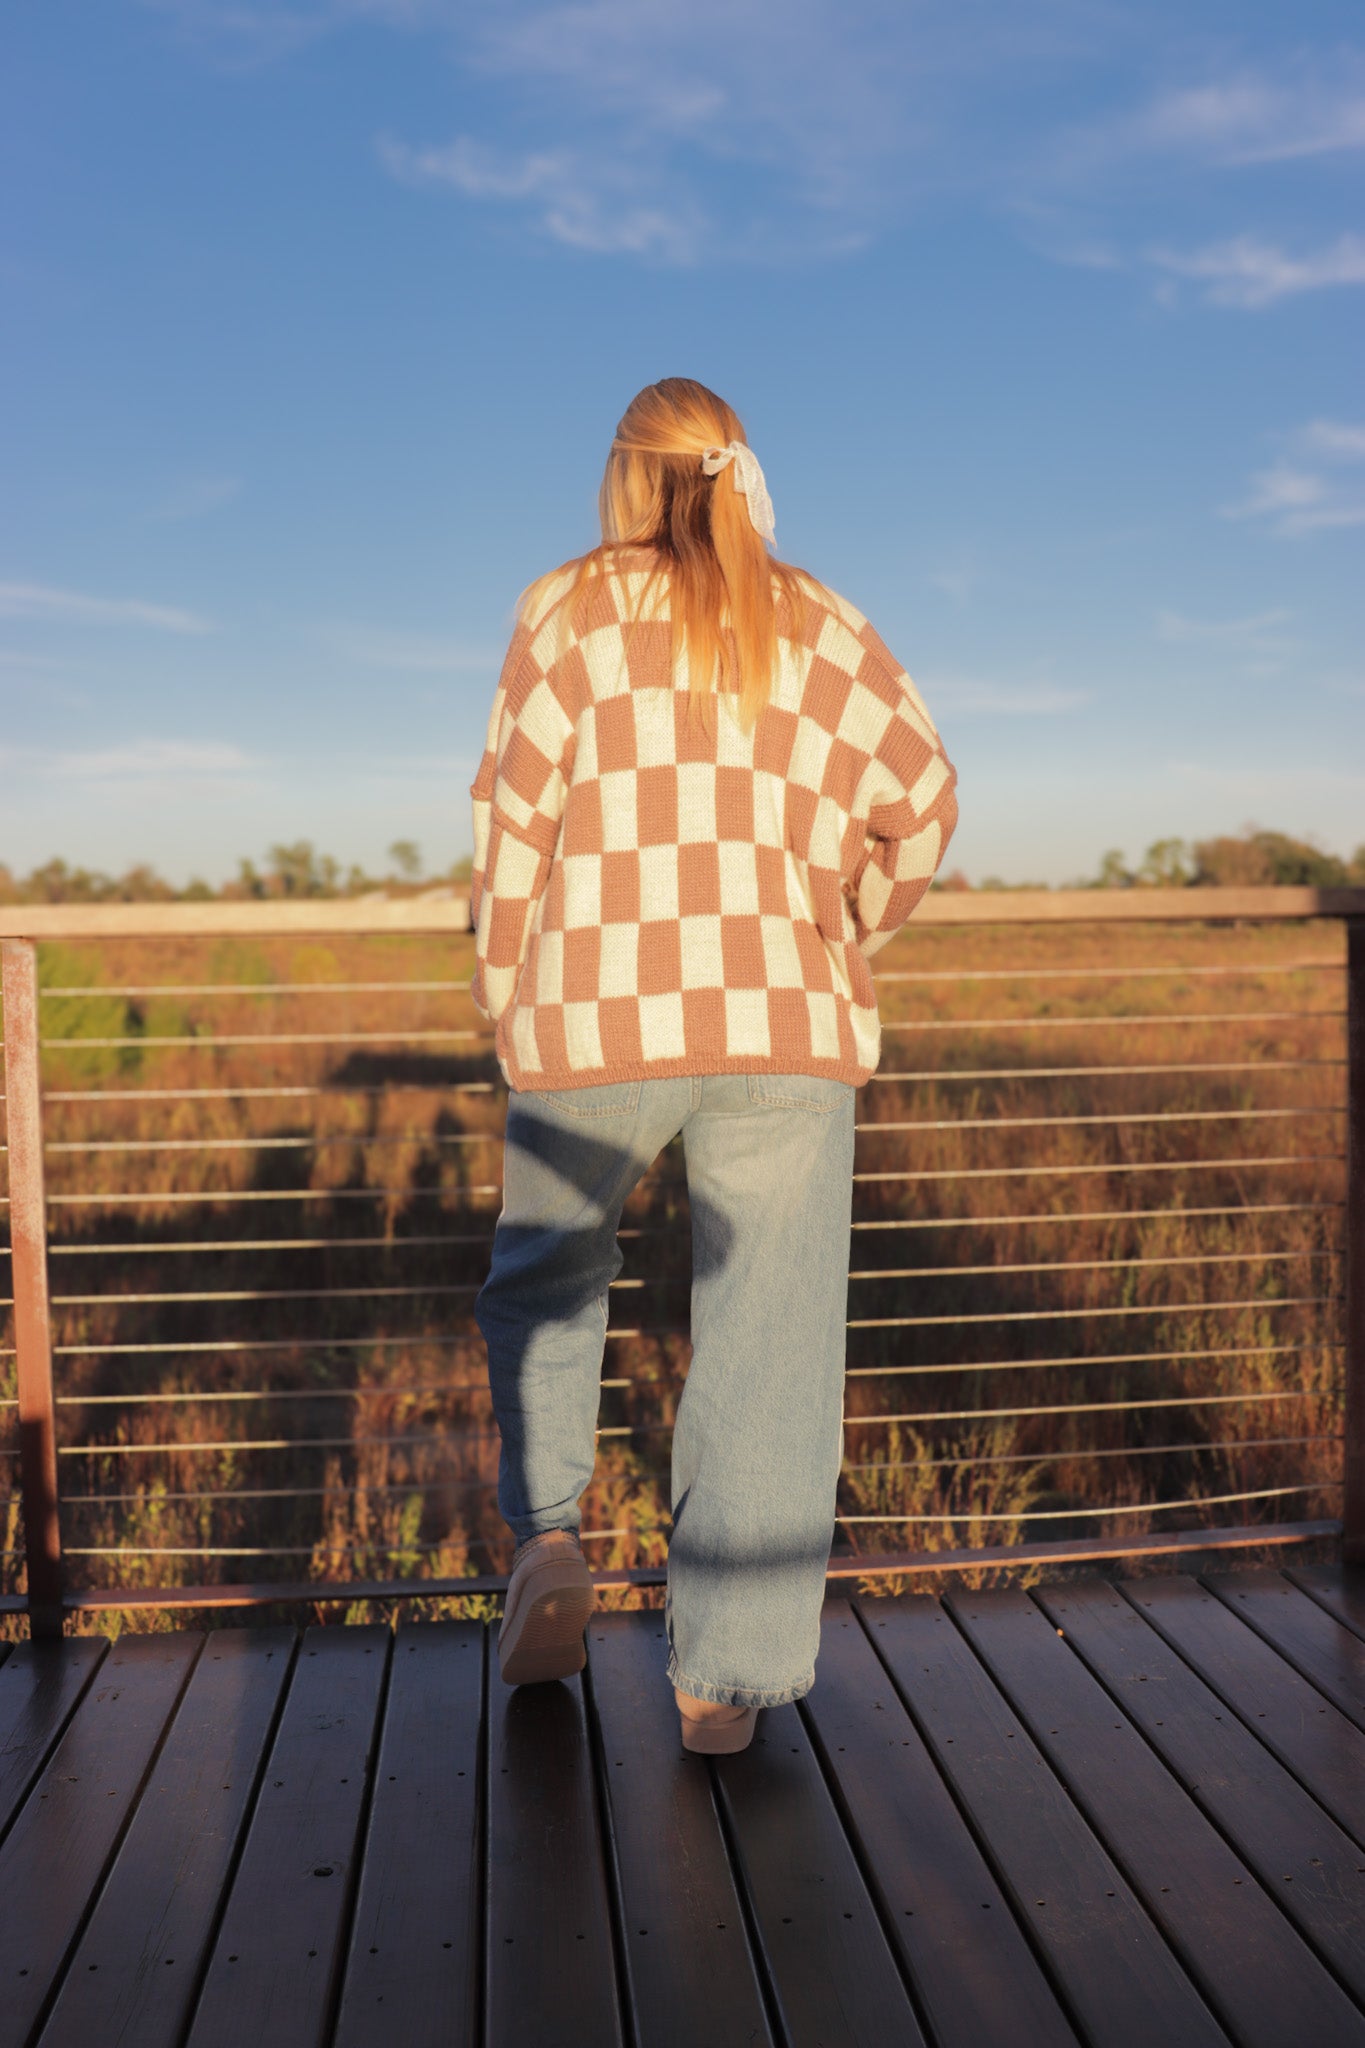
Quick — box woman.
[472,377,958,1753]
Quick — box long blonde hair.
[531,378,811,731]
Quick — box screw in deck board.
[2,940,64,1635]
[1345,918,1365,1564]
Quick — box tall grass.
[0,915,1348,1635]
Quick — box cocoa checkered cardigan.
[469,547,958,1090]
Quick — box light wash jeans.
[475,1072,856,1708]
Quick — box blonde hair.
[528,378,812,732]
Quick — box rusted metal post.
[2,941,63,1634]
[1345,920,1365,1564]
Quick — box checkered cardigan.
[469,548,958,1090]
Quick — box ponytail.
[555,378,811,731]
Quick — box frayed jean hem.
[667,1653,815,1709]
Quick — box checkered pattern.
[470,548,958,1090]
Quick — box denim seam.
[746,1093,836,1114]
[533,1080,643,1120]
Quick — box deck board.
[331,1621,484,2048]
[183,1624,389,2048]
[1034,1577,1365,2007]
[37,1627,294,2048]
[1202,1570,1365,1732]
[1123,1574,1365,1847]
[1,1567,1363,2048]
[0,1633,201,2048]
[1285,1564,1365,1645]
[946,1581,1365,2048]
[585,1611,775,2048]
[713,1697,926,2048]
[0,1636,107,1843]
[858,1593,1229,2048]
[801,1601,1078,2048]
[484,1670,624,2048]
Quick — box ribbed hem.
[667,1653,815,1709]
[498,1050,873,1094]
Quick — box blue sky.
[2,0,1361,885]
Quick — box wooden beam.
[0,895,472,941]
[1,885,1362,942]
[2,942,63,1638]
[54,1519,1342,1612]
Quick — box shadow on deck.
[3,1565,1365,2048]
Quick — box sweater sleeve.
[469,619,574,1024]
[846,671,959,959]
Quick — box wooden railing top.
[0,884,1362,942]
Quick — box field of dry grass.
[0,913,1348,1636]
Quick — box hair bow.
[701,441,776,544]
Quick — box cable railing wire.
[6,913,1349,1610]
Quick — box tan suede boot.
[674,1686,759,1754]
[497,1530,597,1685]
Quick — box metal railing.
[1,886,1362,1634]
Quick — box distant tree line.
[936,827,1365,895]
[2,828,1361,907]
[0,841,474,906]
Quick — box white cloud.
[1146,232,1365,309]
[0,580,215,634]
[1303,418,1365,461]
[1116,66,1365,167]
[1155,608,1300,658]
[1223,421,1365,536]
[377,134,704,259]
[35,739,260,780]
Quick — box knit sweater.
[469,546,958,1090]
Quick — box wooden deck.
[3,1565,1365,2048]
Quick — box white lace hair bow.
[701,441,776,544]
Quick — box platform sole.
[678,1705,759,1754]
[497,1558,598,1685]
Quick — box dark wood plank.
[947,1582,1365,2048]
[37,1627,295,2048]
[584,1610,775,2048]
[1035,1576,1365,2009]
[1122,1574,1365,1850]
[1201,1569,1365,1732]
[802,1601,1077,2048]
[857,1594,1228,2048]
[1286,1565,1365,1644]
[332,1622,484,2048]
[484,1671,624,2048]
[184,1624,389,2048]
[0,1632,201,2048]
[0,1636,107,1842]
[712,1699,928,2048]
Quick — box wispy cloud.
[377,135,704,259]
[1146,232,1365,309]
[317,622,500,673]
[1156,608,1299,656]
[0,580,215,634]
[1223,420,1365,536]
[1103,63,1365,168]
[1,738,260,781]
[1155,607,1302,676]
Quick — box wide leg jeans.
[474,1071,856,1709]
